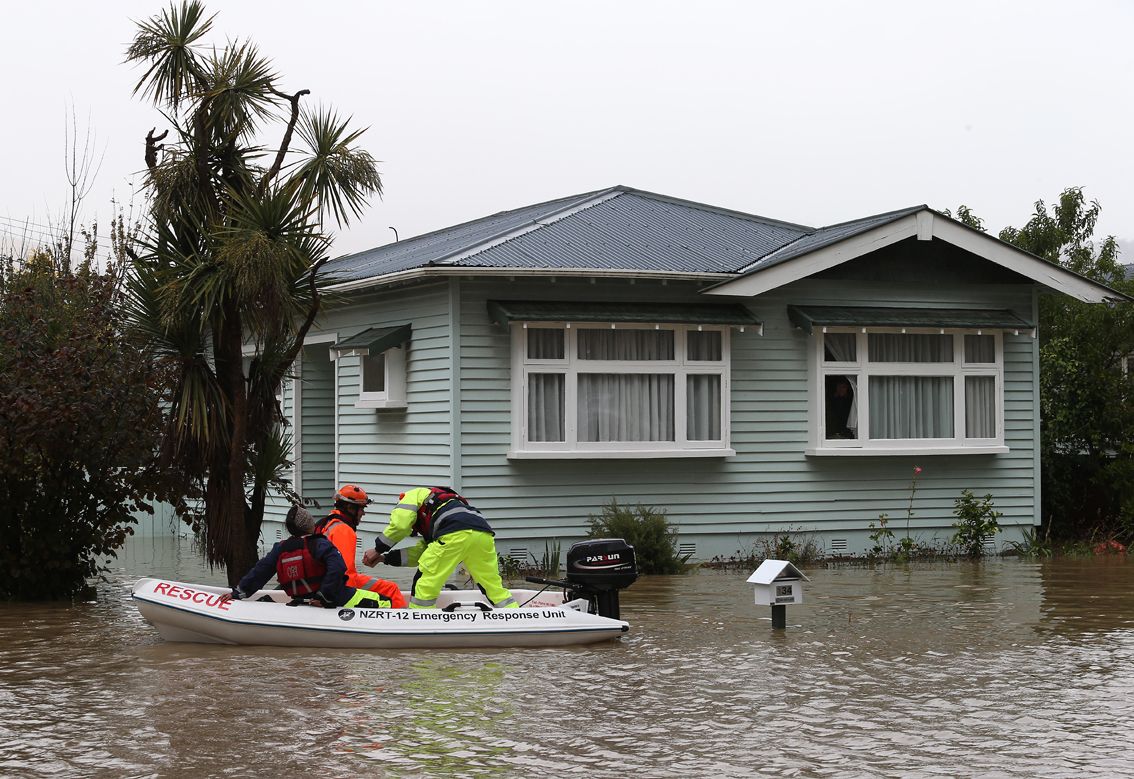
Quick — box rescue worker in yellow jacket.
[362,486,518,610]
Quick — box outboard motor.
[526,538,637,619]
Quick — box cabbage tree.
[124,1,382,581]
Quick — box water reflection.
[0,537,1132,777]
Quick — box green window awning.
[487,300,761,327]
[786,305,1033,334]
[333,324,412,356]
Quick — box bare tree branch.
[145,127,169,171]
[259,87,310,196]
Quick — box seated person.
[224,505,399,608]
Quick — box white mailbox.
[747,559,810,606]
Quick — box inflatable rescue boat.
[133,539,637,649]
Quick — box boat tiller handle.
[441,601,492,612]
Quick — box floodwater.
[2,538,1134,778]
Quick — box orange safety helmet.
[334,484,372,506]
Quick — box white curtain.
[528,373,565,442]
[687,374,721,440]
[964,334,995,363]
[965,376,995,437]
[688,331,722,361]
[869,376,954,438]
[527,328,564,359]
[578,329,674,360]
[578,373,675,441]
[865,334,954,439]
[869,333,953,362]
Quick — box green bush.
[587,499,690,575]
[952,490,1002,557]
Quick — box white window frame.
[508,321,735,459]
[808,327,1007,456]
[353,345,407,409]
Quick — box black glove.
[230,587,246,600]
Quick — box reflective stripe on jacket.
[374,487,493,554]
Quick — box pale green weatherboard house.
[243,186,1124,560]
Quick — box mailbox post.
[747,559,810,629]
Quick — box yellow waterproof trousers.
[410,529,517,609]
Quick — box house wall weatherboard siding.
[433,275,1039,559]
[258,271,1039,558]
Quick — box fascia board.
[325,266,731,293]
[931,219,1128,303]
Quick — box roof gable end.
[704,206,1128,304]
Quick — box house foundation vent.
[830,538,848,552]
[274,528,282,542]
[507,548,529,563]
[678,543,696,558]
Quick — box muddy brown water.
[2,536,1133,778]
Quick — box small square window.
[356,347,405,409]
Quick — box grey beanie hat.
[285,504,316,536]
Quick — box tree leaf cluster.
[0,250,180,599]
[952,187,1134,543]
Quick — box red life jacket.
[276,535,326,597]
[414,486,467,541]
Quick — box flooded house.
[241,186,1123,559]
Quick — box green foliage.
[865,514,934,563]
[497,539,562,581]
[587,499,690,575]
[536,538,561,578]
[865,466,933,562]
[947,188,1134,546]
[0,247,177,599]
[942,205,985,231]
[1007,526,1052,559]
[868,514,895,557]
[1001,189,1134,545]
[123,2,382,582]
[704,530,821,569]
[951,490,1002,557]
[498,553,525,580]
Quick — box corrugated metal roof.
[488,300,761,326]
[738,206,926,274]
[786,305,1034,334]
[322,186,814,283]
[323,189,610,281]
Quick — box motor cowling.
[564,538,637,620]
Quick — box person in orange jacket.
[313,484,407,609]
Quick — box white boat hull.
[132,578,630,649]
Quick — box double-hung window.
[511,323,733,458]
[815,328,1004,453]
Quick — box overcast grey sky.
[3,1,1132,262]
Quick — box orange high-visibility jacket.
[315,511,407,608]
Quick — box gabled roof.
[705,206,1129,304]
[323,186,812,287]
[324,188,1128,305]
[737,205,926,273]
